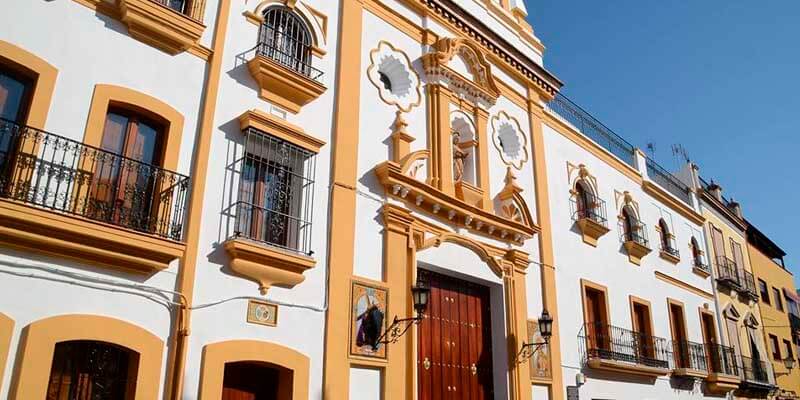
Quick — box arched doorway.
[46,340,136,399]
[222,361,292,400]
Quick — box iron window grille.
[233,127,316,255]
[47,340,133,399]
[659,232,680,259]
[255,7,323,81]
[0,118,189,241]
[570,192,608,227]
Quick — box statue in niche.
[452,131,469,182]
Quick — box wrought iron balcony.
[738,270,759,299]
[0,119,188,241]
[672,340,708,372]
[645,157,693,205]
[716,256,741,288]
[706,343,739,376]
[254,30,323,82]
[579,322,670,370]
[660,234,680,260]
[570,193,608,227]
[621,222,650,249]
[740,355,771,385]
[545,94,637,168]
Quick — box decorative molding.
[246,299,278,327]
[375,160,538,246]
[248,0,328,54]
[238,109,326,153]
[567,162,598,196]
[0,313,13,393]
[0,40,58,130]
[418,232,505,277]
[247,55,327,114]
[223,238,316,294]
[390,111,416,162]
[0,199,184,274]
[491,111,529,170]
[623,240,651,266]
[118,0,206,55]
[497,168,534,228]
[706,372,741,394]
[422,38,500,106]
[586,357,669,378]
[367,41,422,112]
[576,219,609,247]
[654,271,714,300]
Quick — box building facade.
[746,221,800,398]
[694,176,778,398]
[0,0,795,399]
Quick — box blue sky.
[526,1,800,287]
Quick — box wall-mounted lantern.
[372,282,430,350]
[517,309,553,363]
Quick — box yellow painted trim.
[118,0,206,55]
[0,40,58,130]
[642,180,704,225]
[629,295,654,337]
[0,198,184,273]
[586,357,669,377]
[198,340,309,400]
[666,297,687,345]
[528,95,564,399]
[10,314,164,400]
[247,55,327,114]
[223,238,316,295]
[84,84,184,173]
[0,313,13,394]
[322,0,363,396]
[367,41,422,112]
[580,279,612,327]
[363,0,435,45]
[543,111,643,184]
[654,271,714,300]
[623,239,651,266]
[164,0,232,396]
[238,109,326,153]
[70,0,210,60]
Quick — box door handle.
[423,357,431,370]
[471,363,477,375]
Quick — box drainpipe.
[164,0,233,398]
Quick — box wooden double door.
[417,269,494,400]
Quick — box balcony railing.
[0,119,188,241]
[570,193,608,228]
[254,28,323,82]
[738,270,759,299]
[660,234,680,259]
[716,256,741,287]
[150,0,203,22]
[671,340,708,371]
[706,344,739,376]
[545,94,637,168]
[645,157,693,205]
[620,221,650,249]
[579,322,670,370]
[693,257,711,274]
[740,355,771,385]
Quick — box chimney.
[707,180,723,202]
[727,197,743,219]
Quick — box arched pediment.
[722,303,741,320]
[422,38,500,105]
[250,0,327,50]
[418,232,505,277]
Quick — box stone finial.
[390,111,415,162]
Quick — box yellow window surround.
[72,0,208,57]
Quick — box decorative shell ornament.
[367,41,422,112]
[491,111,529,170]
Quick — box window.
[658,218,678,258]
[258,7,316,78]
[773,287,784,312]
[235,128,316,254]
[784,339,794,361]
[770,334,782,360]
[631,298,654,359]
[669,301,689,368]
[582,281,610,353]
[759,279,770,304]
[47,340,134,399]
[690,237,703,266]
[89,109,164,231]
[0,66,32,123]
[730,239,744,269]
[621,206,645,245]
